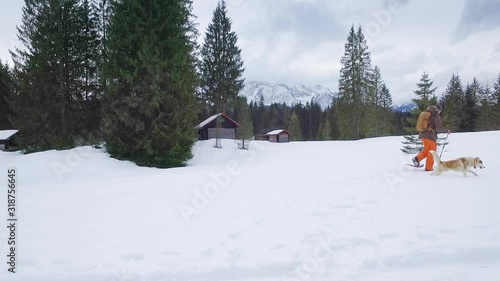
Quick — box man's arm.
[433,115,448,133]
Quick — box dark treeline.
[246,100,410,142]
[1,0,499,168]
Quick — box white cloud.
[452,0,500,42]
[0,1,22,65]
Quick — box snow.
[0,131,499,281]
[266,129,288,135]
[195,114,221,129]
[0,130,18,140]
[195,113,241,129]
[239,81,336,109]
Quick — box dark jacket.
[419,105,447,141]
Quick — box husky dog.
[429,150,485,177]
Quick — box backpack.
[416,111,432,132]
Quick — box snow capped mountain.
[239,81,336,109]
[393,102,416,112]
[239,81,416,112]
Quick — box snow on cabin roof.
[195,113,241,129]
[195,114,220,129]
[0,130,18,140]
[266,129,290,135]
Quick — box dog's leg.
[431,167,438,175]
[467,169,478,176]
[432,167,443,176]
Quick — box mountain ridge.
[238,81,336,109]
[238,80,415,112]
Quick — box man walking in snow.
[412,104,451,171]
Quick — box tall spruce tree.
[460,79,481,132]
[328,97,340,140]
[307,102,322,140]
[200,0,245,113]
[9,0,101,150]
[440,74,464,132]
[378,83,394,136]
[78,0,103,140]
[101,0,199,167]
[364,65,380,137]
[401,71,438,154]
[0,61,13,129]
[233,96,253,138]
[299,102,313,140]
[476,84,494,131]
[337,25,373,140]
[492,74,500,129]
[252,95,265,134]
[92,0,112,66]
[288,112,302,141]
[405,71,438,132]
[318,118,332,140]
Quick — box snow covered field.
[0,131,499,281]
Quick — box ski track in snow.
[0,131,499,281]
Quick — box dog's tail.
[429,150,441,165]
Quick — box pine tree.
[277,102,291,130]
[9,0,101,150]
[401,71,438,154]
[93,0,112,65]
[250,95,266,134]
[492,74,500,129]
[300,102,313,140]
[460,79,481,132]
[288,112,302,141]
[364,65,382,137]
[405,71,438,133]
[308,102,322,140]
[268,103,279,131]
[394,111,411,136]
[337,25,373,140]
[440,74,464,132]
[364,66,393,137]
[318,118,332,140]
[200,0,245,113]
[476,84,494,131]
[327,97,341,140]
[77,0,103,141]
[234,96,253,138]
[101,0,199,167]
[0,61,13,129]
[378,83,394,136]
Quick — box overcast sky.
[1,0,499,104]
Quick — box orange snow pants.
[416,138,437,171]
